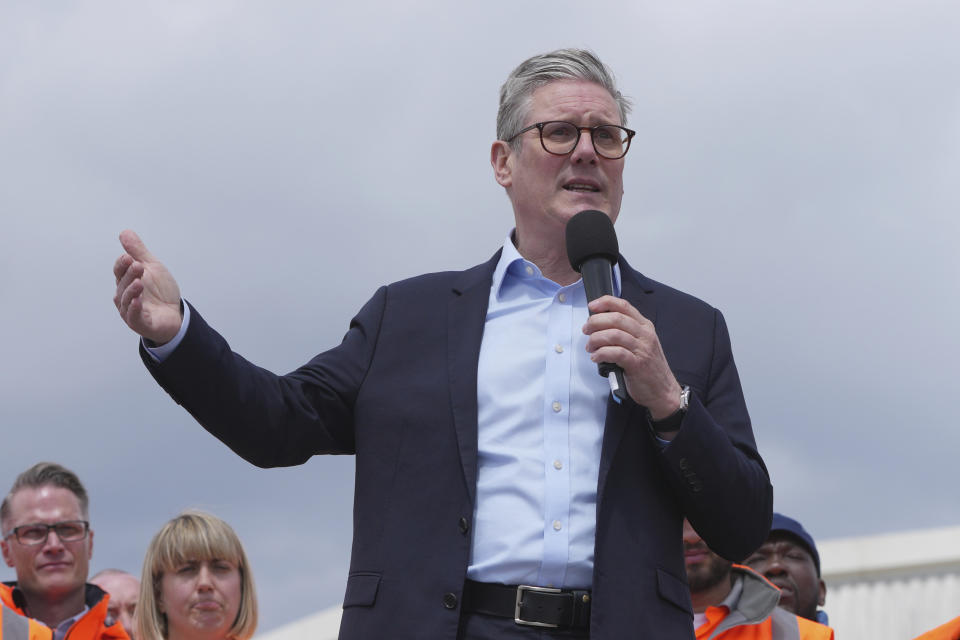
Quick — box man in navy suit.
[113,49,772,639]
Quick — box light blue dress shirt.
[466,235,621,590]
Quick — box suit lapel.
[447,251,500,505]
[597,257,657,505]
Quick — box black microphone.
[566,210,627,403]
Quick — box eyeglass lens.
[540,122,629,158]
[14,521,87,544]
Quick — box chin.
[562,195,607,212]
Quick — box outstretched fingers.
[113,253,133,283]
[114,260,144,306]
[118,277,144,319]
[118,229,156,263]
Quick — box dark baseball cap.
[770,513,821,576]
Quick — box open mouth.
[563,183,600,193]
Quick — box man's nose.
[681,519,700,545]
[764,556,787,575]
[569,129,598,163]
[120,611,134,631]
[40,528,66,551]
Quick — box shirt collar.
[491,230,622,301]
[709,573,744,616]
[54,605,90,631]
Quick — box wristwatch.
[649,385,690,433]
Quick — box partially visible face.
[493,79,626,246]
[0,486,93,603]
[160,558,242,640]
[682,519,733,593]
[744,533,825,621]
[92,572,140,639]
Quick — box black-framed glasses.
[506,121,636,159]
[2,520,89,545]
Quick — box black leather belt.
[461,579,591,629]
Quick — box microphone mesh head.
[565,210,619,272]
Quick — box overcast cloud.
[2,0,958,632]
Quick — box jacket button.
[442,592,458,609]
[458,517,469,535]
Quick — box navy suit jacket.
[141,252,772,639]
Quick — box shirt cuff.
[142,300,191,363]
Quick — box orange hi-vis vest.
[0,583,127,640]
[914,615,960,640]
[1,602,51,640]
[695,565,834,640]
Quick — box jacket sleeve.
[139,287,388,467]
[656,308,773,561]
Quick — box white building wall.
[826,569,960,638]
[821,525,960,639]
[256,606,342,640]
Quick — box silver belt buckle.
[514,584,562,628]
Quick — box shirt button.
[553,520,562,531]
[558,293,567,303]
[553,460,563,470]
[552,401,562,413]
[525,265,534,276]
[554,344,564,354]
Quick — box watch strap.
[649,385,690,433]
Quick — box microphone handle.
[580,259,628,402]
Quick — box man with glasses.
[1,463,128,640]
[113,49,771,638]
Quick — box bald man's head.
[90,569,139,639]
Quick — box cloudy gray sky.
[2,0,958,632]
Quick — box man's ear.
[817,579,826,607]
[491,140,513,188]
[1,539,14,568]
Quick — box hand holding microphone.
[567,210,683,417]
[566,210,628,402]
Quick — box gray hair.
[1,462,90,531]
[497,48,632,149]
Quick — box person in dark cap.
[744,513,828,625]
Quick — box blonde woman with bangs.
[138,512,257,640]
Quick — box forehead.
[527,79,621,125]
[95,573,140,597]
[762,533,814,559]
[5,485,84,525]
[155,532,241,573]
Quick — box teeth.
[565,184,598,192]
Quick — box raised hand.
[113,230,183,345]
